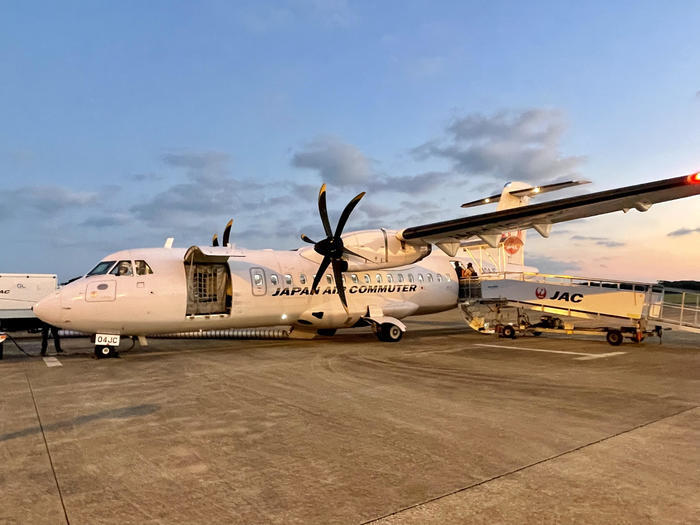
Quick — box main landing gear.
[376,322,403,342]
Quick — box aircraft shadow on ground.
[0,403,159,442]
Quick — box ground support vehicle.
[459,273,699,346]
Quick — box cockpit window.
[87,260,116,276]
[135,260,153,275]
[109,260,133,276]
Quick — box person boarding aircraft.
[34,172,700,358]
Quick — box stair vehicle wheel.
[502,325,516,339]
[378,323,403,342]
[317,328,337,337]
[606,330,623,346]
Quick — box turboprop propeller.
[301,184,366,310]
[211,219,234,247]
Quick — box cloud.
[80,214,132,228]
[525,255,583,275]
[130,151,244,226]
[130,172,163,182]
[411,109,585,184]
[667,226,700,237]
[357,201,394,219]
[570,234,625,247]
[1,186,100,219]
[367,170,458,194]
[292,136,372,187]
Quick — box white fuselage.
[35,246,460,336]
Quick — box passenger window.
[250,268,266,296]
[376,274,382,283]
[110,260,133,276]
[418,274,424,282]
[326,274,333,284]
[437,274,442,282]
[270,274,279,285]
[135,260,153,275]
[427,273,433,282]
[300,274,307,285]
[387,274,393,283]
[363,274,371,284]
[285,274,293,285]
[87,260,116,276]
[398,274,404,282]
[408,274,414,283]
[351,274,359,284]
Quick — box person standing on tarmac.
[40,322,62,356]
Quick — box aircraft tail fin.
[455,228,529,273]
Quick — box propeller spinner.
[301,184,365,310]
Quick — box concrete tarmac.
[1,310,699,524]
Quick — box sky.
[1,0,699,283]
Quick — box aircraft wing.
[398,173,700,247]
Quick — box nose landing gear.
[95,345,119,359]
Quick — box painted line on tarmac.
[361,405,698,524]
[42,357,63,367]
[473,343,626,360]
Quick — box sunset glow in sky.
[2,1,699,282]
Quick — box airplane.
[34,171,700,358]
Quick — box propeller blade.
[212,233,219,247]
[334,191,365,237]
[301,234,316,244]
[343,247,371,262]
[311,256,331,293]
[222,219,233,247]
[331,259,348,310]
[318,184,333,238]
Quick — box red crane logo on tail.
[535,287,547,299]
[503,231,524,255]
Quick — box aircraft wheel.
[378,323,403,342]
[606,330,623,346]
[95,345,116,359]
[502,325,516,339]
[317,329,337,336]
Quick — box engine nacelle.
[300,229,431,271]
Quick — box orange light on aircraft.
[689,172,700,183]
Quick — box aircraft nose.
[34,293,62,326]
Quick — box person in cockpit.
[116,261,132,276]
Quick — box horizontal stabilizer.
[461,179,590,208]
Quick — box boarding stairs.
[459,272,700,334]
